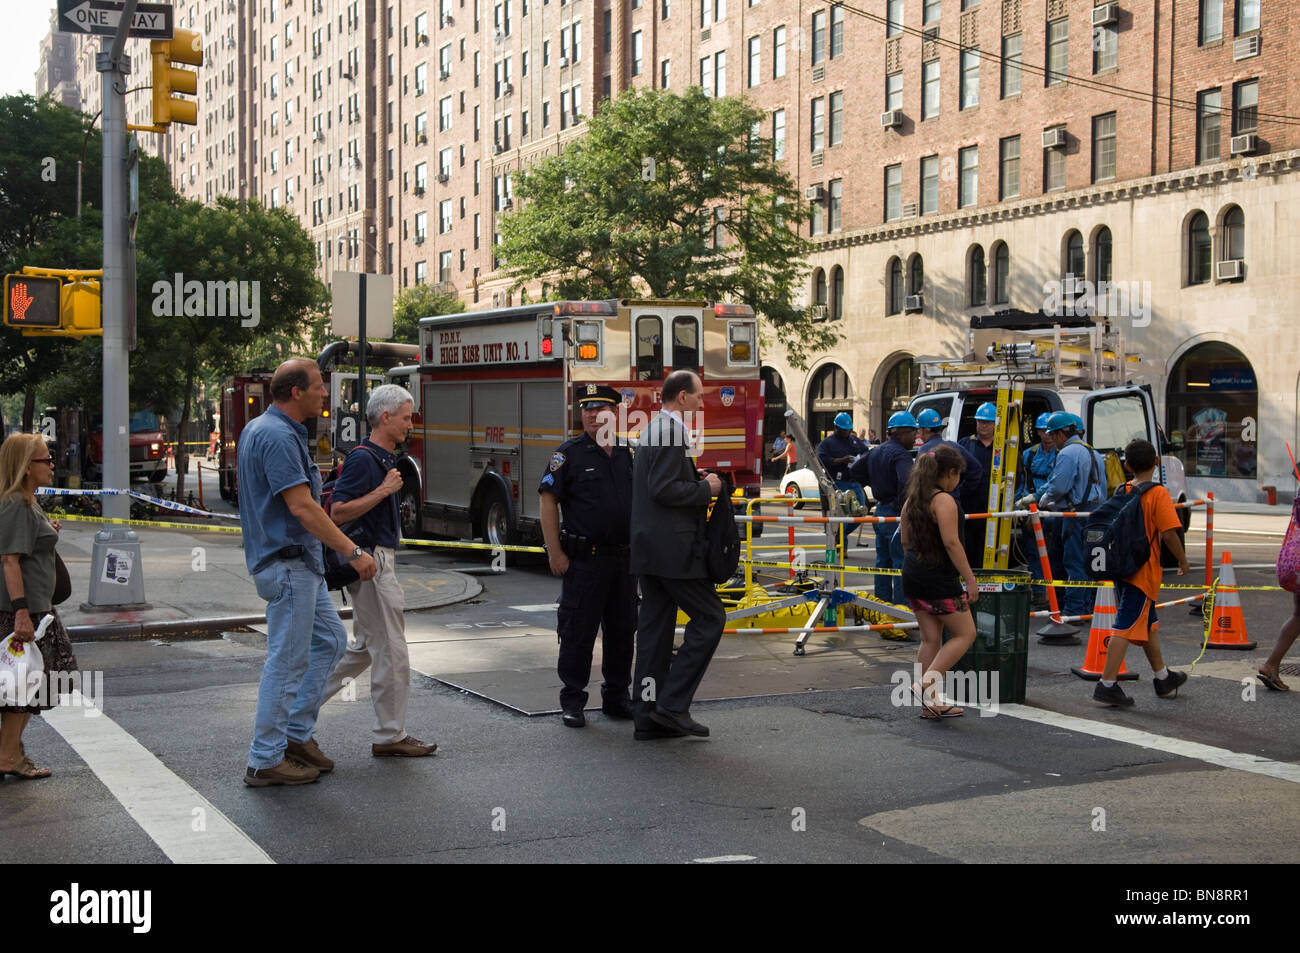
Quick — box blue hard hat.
[833,411,853,430]
[916,408,943,429]
[1070,413,1086,434]
[1035,412,1052,430]
[1044,410,1074,432]
[887,411,918,430]
[974,401,998,422]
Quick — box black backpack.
[703,477,741,584]
[1083,481,1157,582]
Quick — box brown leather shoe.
[244,758,320,787]
[285,737,334,773]
[372,735,438,757]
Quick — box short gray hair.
[366,383,414,426]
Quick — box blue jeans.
[872,501,905,604]
[1060,519,1096,617]
[248,560,348,769]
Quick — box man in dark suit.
[630,369,724,740]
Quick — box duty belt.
[560,532,630,560]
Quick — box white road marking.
[990,702,1300,785]
[692,855,758,863]
[43,690,273,864]
[509,604,558,613]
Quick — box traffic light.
[151,29,203,127]
[3,276,61,329]
[3,272,102,338]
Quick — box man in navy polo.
[320,384,436,758]
[866,411,917,603]
[238,359,377,787]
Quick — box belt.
[276,545,305,559]
[561,534,629,560]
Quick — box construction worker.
[958,402,999,570]
[916,409,983,505]
[1017,412,1059,605]
[866,411,916,604]
[1038,411,1106,617]
[816,412,869,509]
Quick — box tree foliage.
[392,283,466,345]
[497,87,838,368]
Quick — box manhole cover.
[1278,663,1300,677]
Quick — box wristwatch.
[349,546,365,560]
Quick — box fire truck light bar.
[554,301,617,316]
[714,303,755,318]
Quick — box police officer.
[538,384,636,728]
[866,411,917,604]
[958,401,999,570]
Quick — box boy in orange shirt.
[1093,438,1192,707]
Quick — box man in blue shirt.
[817,412,870,508]
[1017,413,1059,599]
[916,409,983,502]
[1038,411,1105,616]
[239,359,378,787]
[319,384,436,758]
[866,411,916,603]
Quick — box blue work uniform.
[1038,436,1105,615]
[817,431,870,507]
[539,431,636,713]
[1017,442,1058,590]
[918,435,984,503]
[958,436,996,569]
[866,438,914,603]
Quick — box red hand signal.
[10,282,34,322]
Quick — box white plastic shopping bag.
[0,615,53,708]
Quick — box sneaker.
[285,737,334,773]
[372,735,438,757]
[1092,682,1135,707]
[1154,669,1188,699]
[244,758,320,787]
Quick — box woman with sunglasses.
[0,433,78,780]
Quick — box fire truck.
[217,341,419,503]
[396,298,763,547]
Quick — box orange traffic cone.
[1206,550,1257,650]
[1071,582,1138,680]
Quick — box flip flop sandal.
[920,705,965,719]
[2,757,51,780]
[1257,671,1290,692]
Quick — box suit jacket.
[629,411,713,578]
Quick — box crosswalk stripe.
[43,690,274,864]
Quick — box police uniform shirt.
[537,433,634,545]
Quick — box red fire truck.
[217,342,419,503]
[397,298,764,547]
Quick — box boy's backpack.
[1083,481,1157,582]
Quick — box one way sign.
[57,0,175,40]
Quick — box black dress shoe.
[601,700,636,720]
[562,710,586,728]
[633,721,686,740]
[648,708,709,737]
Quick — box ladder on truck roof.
[915,315,1141,393]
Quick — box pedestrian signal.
[2,273,102,337]
[4,276,61,328]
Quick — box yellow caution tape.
[399,538,546,554]
[51,513,244,534]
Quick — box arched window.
[1065,230,1085,281]
[908,254,924,295]
[992,242,1010,305]
[1222,205,1244,261]
[1094,226,1113,284]
[829,265,844,319]
[1166,342,1257,479]
[1188,211,1212,285]
[880,357,919,428]
[968,245,987,306]
[813,268,827,310]
[887,257,904,315]
[806,363,854,440]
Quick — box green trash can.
[943,570,1030,705]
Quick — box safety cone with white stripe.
[1071,582,1138,680]
[1206,550,1257,650]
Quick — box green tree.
[497,87,838,369]
[392,283,466,344]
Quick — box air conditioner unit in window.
[503,83,514,95]
[440,69,451,80]
[415,234,425,244]
[880,109,902,129]
[808,305,828,321]
[904,294,924,313]
[437,173,449,184]
[441,14,454,27]
[804,185,825,202]
[416,133,428,144]
[414,186,425,196]
[1042,127,1067,149]
[1233,35,1261,59]
[1091,2,1118,27]
[559,56,569,67]
[1216,259,1244,280]
[503,198,514,209]
[1230,133,1258,156]
[313,130,324,141]
[493,144,503,154]
[416,33,429,46]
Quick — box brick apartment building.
[42,0,1298,499]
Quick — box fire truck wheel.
[400,485,419,539]
[480,486,518,564]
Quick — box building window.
[999,136,1020,199]
[958,145,978,208]
[887,257,904,315]
[828,178,842,232]
[922,60,939,119]
[1236,0,1260,34]
[1232,79,1258,135]
[1044,127,1067,191]
[1200,0,1224,44]
[1166,342,1257,479]
[661,59,670,88]
[886,0,903,37]
[1001,33,1022,98]
[1092,112,1116,183]
[713,207,727,248]
[772,109,786,159]
[923,0,940,24]
[968,246,987,306]
[700,55,712,97]
[714,50,726,96]
[811,10,826,64]
[1197,89,1222,163]
[920,155,938,214]
[1065,230,1085,280]
[885,71,903,111]
[1188,211,1212,285]
[1222,205,1245,261]
[748,35,760,88]
[1046,18,1067,87]
[960,49,979,109]
[773,26,786,78]
[830,265,844,319]
[830,5,844,58]
[810,192,824,236]
[811,97,825,151]
[813,269,827,310]
[884,163,901,221]
[632,31,643,76]
[909,255,924,296]
[828,91,843,146]
[992,243,1009,305]
[1094,22,1118,73]
[1094,227,1113,284]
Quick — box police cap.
[576,383,622,410]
